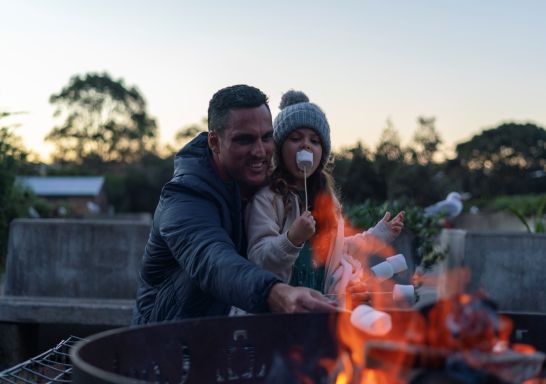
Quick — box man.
[133,85,335,323]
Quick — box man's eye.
[235,138,253,145]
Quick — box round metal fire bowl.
[71,312,340,384]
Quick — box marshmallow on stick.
[370,261,394,281]
[296,149,313,170]
[386,254,408,274]
[393,284,416,304]
[350,304,392,335]
[296,150,313,211]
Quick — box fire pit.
[71,301,546,383]
[71,312,341,383]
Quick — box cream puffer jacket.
[246,187,395,294]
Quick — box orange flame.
[359,368,392,384]
[513,343,537,354]
[309,193,541,382]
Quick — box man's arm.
[159,184,280,313]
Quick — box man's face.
[208,104,274,192]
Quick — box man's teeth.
[250,162,264,169]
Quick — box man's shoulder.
[163,171,218,199]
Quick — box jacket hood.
[172,132,238,201]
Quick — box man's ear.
[208,131,220,154]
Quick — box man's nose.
[252,140,265,157]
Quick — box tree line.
[5,71,546,214]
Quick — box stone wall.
[439,229,546,313]
[4,219,150,299]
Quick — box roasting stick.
[304,166,308,211]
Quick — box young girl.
[246,90,404,299]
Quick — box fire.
[331,277,543,383]
[427,292,514,352]
[335,372,349,384]
[311,192,396,269]
[360,368,391,384]
[513,343,537,354]
[307,193,544,382]
[334,353,353,384]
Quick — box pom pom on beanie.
[273,90,331,164]
[279,90,309,109]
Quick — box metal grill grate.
[0,336,85,384]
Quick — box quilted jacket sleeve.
[158,181,281,314]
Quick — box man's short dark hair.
[208,84,269,135]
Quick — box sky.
[1,0,546,161]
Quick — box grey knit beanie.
[273,90,331,164]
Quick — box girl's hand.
[369,210,405,243]
[287,211,316,246]
[384,210,405,238]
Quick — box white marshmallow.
[370,261,394,281]
[296,150,313,171]
[393,284,415,303]
[350,304,392,335]
[386,254,408,274]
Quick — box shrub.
[344,199,446,270]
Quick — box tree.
[455,122,546,196]
[375,119,403,163]
[374,120,404,200]
[175,117,207,145]
[374,118,448,205]
[410,116,442,165]
[46,73,158,163]
[0,111,33,266]
[105,153,173,213]
[333,141,383,205]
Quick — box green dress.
[288,240,325,292]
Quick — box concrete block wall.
[439,229,546,313]
[4,219,150,299]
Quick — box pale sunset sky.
[1,0,546,161]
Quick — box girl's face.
[281,127,323,188]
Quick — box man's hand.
[287,211,316,246]
[267,283,337,313]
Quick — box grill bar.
[0,336,85,384]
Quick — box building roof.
[16,176,105,197]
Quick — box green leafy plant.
[345,199,446,271]
[508,195,546,233]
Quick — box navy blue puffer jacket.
[132,133,280,323]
